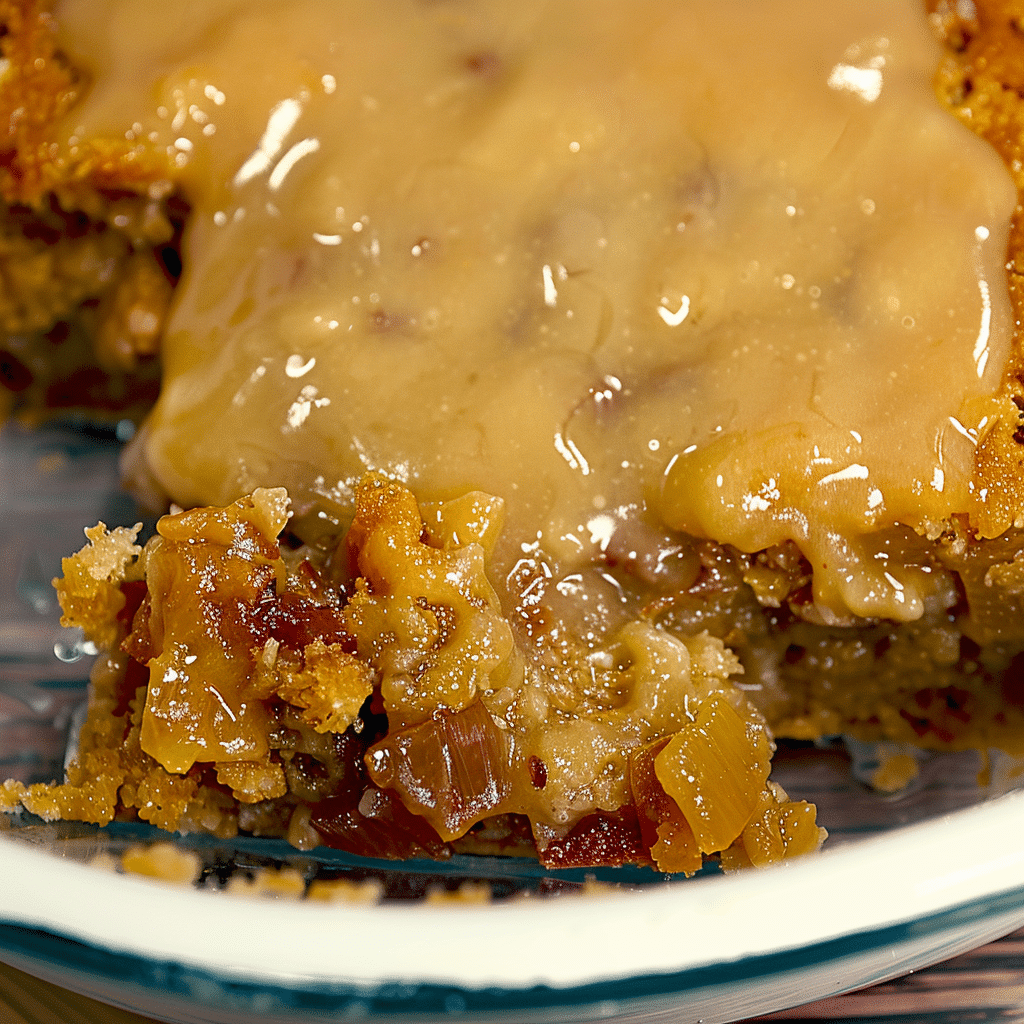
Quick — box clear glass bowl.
[3,420,1024,1024]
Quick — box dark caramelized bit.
[257,590,355,653]
[537,808,647,870]
[898,686,974,743]
[464,50,502,78]
[0,348,31,390]
[1002,651,1024,709]
[310,788,449,861]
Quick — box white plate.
[3,420,1024,1024]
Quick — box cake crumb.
[871,753,920,794]
[121,841,202,884]
[306,877,384,905]
[424,881,493,905]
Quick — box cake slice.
[4,0,1024,873]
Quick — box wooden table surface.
[2,928,1023,1024]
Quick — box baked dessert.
[4,0,1024,874]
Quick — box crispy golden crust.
[930,0,1024,535]
[0,0,184,419]
[0,0,172,207]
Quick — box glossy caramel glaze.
[44,0,1017,623]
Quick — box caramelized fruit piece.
[134,489,290,772]
[654,694,772,854]
[366,699,512,842]
[629,736,702,875]
[720,782,826,870]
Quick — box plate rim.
[2,842,1024,1020]
[2,787,1024,999]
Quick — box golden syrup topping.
[53,0,1016,619]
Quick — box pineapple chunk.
[654,695,772,854]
